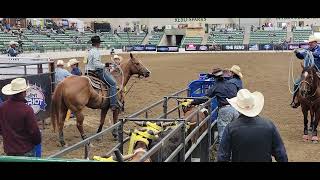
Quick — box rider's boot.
[290,91,300,108]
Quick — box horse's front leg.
[302,107,309,141]
[309,109,314,132]
[97,108,109,133]
[312,111,320,143]
[111,109,120,140]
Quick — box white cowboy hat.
[67,58,80,67]
[227,89,264,117]
[8,41,18,46]
[2,78,30,95]
[305,35,320,43]
[230,65,243,79]
[57,60,65,66]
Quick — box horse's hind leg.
[75,110,88,140]
[58,108,68,147]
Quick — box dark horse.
[51,53,151,147]
[298,65,320,142]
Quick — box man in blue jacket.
[191,70,239,143]
[291,35,320,108]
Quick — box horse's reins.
[123,59,149,97]
[288,50,316,95]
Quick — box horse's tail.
[51,83,63,132]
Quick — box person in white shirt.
[86,36,122,110]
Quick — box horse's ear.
[130,53,133,59]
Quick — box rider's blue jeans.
[96,69,118,107]
[294,78,301,93]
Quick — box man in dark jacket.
[217,89,288,162]
[191,70,239,143]
[0,78,41,157]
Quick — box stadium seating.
[292,29,312,43]
[181,37,203,47]
[249,30,287,44]
[207,31,244,45]
[147,32,164,45]
[116,32,146,46]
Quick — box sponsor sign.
[26,84,47,114]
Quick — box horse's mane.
[302,65,317,74]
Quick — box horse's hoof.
[112,136,118,141]
[303,135,309,141]
[312,136,319,142]
[58,143,69,148]
[89,143,95,148]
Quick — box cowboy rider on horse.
[291,34,320,108]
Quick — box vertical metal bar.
[207,100,212,160]
[145,111,148,119]
[49,62,55,92]
[163,97,168,119]
[118,119,124,154]
[24,65,27,75]
[179,122,186,162]
[177,100,181,119]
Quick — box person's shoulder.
[255,116,275,128]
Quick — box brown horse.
[51,53,151,147]
[298,65,320,142]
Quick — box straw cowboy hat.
[57,60,65,66]
[2,78,30,95]
[230,65,243,79]
[305,35,320,43]
[227,89,264,117]
[67,58,80,67]
[9,41,18,46]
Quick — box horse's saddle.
[85,71,108,91]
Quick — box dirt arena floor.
[1,52,317,161]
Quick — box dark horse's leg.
[302,107,309,141]
[111,109,120,140]
[58,108,68,147]
[309,110,314,132]
[97,107,109,133]
[311,111,320,143]
[75,110,88,141]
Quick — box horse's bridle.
[129,59,145,77]
[300,75,317,97]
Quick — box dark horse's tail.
[51,83,64,132]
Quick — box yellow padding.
[93,156,116,162]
